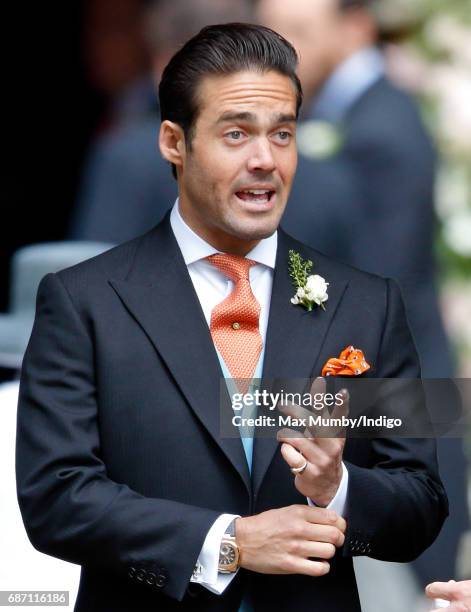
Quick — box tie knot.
[207,253,257,282]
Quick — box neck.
[178,199,260,256]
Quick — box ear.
[159,120,186,170]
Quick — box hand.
[426,580,471,611]
[277,377,349,506]
[235,505,346,576]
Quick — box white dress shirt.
[170,200,348,594]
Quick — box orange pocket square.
[322,346,371,377]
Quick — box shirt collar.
[309,46,385,122]
[170,198,277,269]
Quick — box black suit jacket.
[16,215,448,611]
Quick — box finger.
[310,376,326,397]
[276,402,324,440]
[293,540,337,561]
[277,427,307,441]
[304,506,347,533]
[310,377,332,420]
[327,387,350,437]
[286,557,330,577]
[446,604,471,612]
[334,515,347,534]
[331,388,349,419]
[279,432,342,465]
[309,388,350,439]
[448,600,471,612]
[304,523,346,547]
[426,581,458,600]
[279,436,326,470]
[310,434,346,458]
[280,442,306,471]
[278,401,314,421]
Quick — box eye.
[276,131,292,141]
[226,130,244,140]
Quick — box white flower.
[296,121,343,160]
[288,250,329,312]
[305,275,329,305]
[443,212,471,257]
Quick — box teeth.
[243,189,270,195]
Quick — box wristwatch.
[218,519,240,573]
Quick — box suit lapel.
[252,230,348,497]
[109,215,251,493]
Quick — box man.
[257,0,469,588]
[16,24,447,611]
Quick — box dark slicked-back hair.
[159,23,303,178]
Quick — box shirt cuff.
[190,513,240,595]
[307,462,349,517]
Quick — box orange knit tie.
[207,254,263,382]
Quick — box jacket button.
[136,568,146,582]
[128,566,136,579]
[155,572,167,588]
[146,572,156,586]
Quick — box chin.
[230,220,279,242]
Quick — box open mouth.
[235,189,275,204]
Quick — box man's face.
[257,0,343,99]
[177,70,298,254]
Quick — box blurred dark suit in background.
[71,117,175,243]
[258,0,469,590]
[285,69,453,379]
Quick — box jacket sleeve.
[342,278,449,562]
[15,272,221,602]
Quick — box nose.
[247,138,276,174]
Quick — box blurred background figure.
[1,0,149,314]
[82,0,153,132]
[0,242,111,609]
[69,0,253,243]
[256,0,470,606]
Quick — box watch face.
[220,542,237,566]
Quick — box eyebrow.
[215,111,297,125]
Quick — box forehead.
[195,70,298,122]
[259,0,336,23]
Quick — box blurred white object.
[353,556,423,612]
[0,241,113,369]
[443,212,471,257]
[434,599,450,608]
[0,381,80,609]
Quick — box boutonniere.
[296,120,344,160]
[322,345,371,377]
[288,250,329,312]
